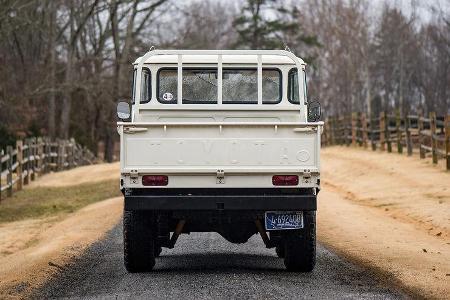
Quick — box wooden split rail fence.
[322,112,450,170]
[0,137,96,201]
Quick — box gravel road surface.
[35,222,405,299]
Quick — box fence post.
[445,114,450,171]
[405,115,413,156]
[418,112,425,159]
[334,117,342,145]
[430,112,438,164]
[351,113,357,146]
[69,138,76,168]
[370,114,376,151]
[345,115,351,146]
[56,140,61,171]
[328,117,334,145]
[379,112,385,151]
[344,116,348,145]
[0,150,3,201]
[386,114,392,153]
[361,113,368,148]
[45,138,51,173]
[36,137,42,176]
[396,110,403,154]
[30,138,36,181]
[16,140,23,191]
[328,119,332,146]
[6,146,13,197]
[23,139,29,185]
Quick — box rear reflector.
[142,175,168,186]
[272,175,299,186]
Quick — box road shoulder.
[0,197,122,299]
[318,190,450,299]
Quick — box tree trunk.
[47,0,56,138]
[60,51,74,138]
[60,1,75,139]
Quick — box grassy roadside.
[0,179,121,223]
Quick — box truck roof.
[133,54,305,65]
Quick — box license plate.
[265,211,303,230]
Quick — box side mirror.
[117,101,130,120]
[307,101,321,122]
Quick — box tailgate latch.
[302,169,311,183]
[130,169,139,184]
[216,169,225,184]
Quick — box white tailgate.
[119,123,321,174]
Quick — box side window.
[157,68,177,104]
[288,68,299,104]
[141,68,151,103]
[131,69,136,103]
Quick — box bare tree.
[105,0,169,162]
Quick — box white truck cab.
[117,50,323,273]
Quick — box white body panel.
[119,50,322,189]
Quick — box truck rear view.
[117,50,323,272]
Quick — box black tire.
[283,211,316,272]
[123,210,156,272]
[154,245,162,257]
[275,245,285,258]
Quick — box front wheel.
[123,210,156,272]
[283,211,316,272]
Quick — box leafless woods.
[0,0,448,160]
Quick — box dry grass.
[0,179,121,223]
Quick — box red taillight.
[272,175,299,186]
[142,175,168,186]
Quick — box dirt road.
[34,225,404,299]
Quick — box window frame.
[156,67,283,105]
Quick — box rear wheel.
[283,211,316,272]
[275,245,285,258]
[154,245,162,257]
[123,210,156,272]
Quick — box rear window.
[222,69,256,104]
[223,69,281,104]
[183,69,218,104]
[157,68,281,104]
[157,69,177,104]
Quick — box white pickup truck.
[117,50,322,273]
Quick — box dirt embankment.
[0,163,122,299]
[319,146,450,299]
[30,162,120,188]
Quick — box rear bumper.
[124,188,317,211]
